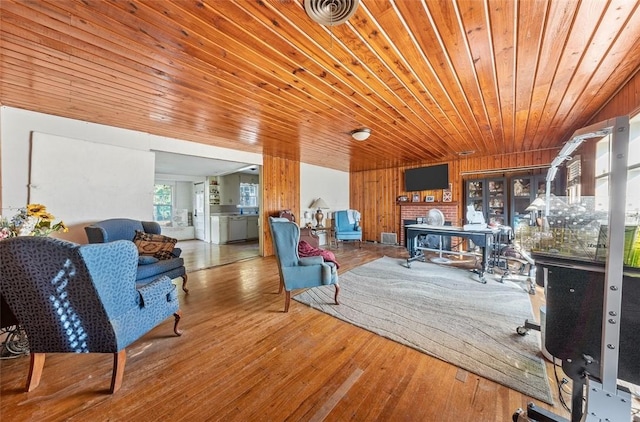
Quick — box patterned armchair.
[334,210,362,247]
[0,236,182,393]
[269,217,339,312]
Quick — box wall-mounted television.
[404,164,449,191]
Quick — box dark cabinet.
[510,175,559,227]
[465,177,506,225]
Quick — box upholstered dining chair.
[269,217,339,312]
[0,236,182,394]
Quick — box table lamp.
[310,198,329,227]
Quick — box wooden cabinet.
[465,177,506,225]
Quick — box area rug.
[293,256,553,404]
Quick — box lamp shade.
[351,128,371,141]
[524,197,546,212]
[310,197,329,209]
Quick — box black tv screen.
[404,164,449,191]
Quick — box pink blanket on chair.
[298,240,340,269]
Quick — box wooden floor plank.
[0,242,571,421]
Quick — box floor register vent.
[381,232,397,245]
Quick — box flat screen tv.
[404,164,449,191]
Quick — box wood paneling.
[352,150,559,244]
[262,154,300,256]
[1,0,640,173]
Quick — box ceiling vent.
[304,0,360,26]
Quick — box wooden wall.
[351,150,558,244]
[351,71,640,245]
[261,155,300,256]
[590,71,640,123]
[260,72,640,255]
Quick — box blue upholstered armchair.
[85,218,188,293]
[334,210,362,247]
[269,217,339,312]
[0,236,182,393]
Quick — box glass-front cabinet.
[510,175,554,228]
[466,179,484,213]
[487,178,506,225]
[465,177,506,226]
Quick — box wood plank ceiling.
[1,0,640,172]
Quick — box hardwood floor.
[177,239,260,272]
[0,242,572,421]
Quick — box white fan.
[426,208,445,226]
[426,209,451,264]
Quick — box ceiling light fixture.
[351,128,371,141]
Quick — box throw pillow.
[132,230,177,260]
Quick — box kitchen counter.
[210,215,259,244]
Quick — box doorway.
[193,182,205,240]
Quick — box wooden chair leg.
[173,310,183,336]
[284,290,291,312]
[181,274,189,293]
[110,349,127,394]
[334,284,340,305]
[278,279,284,294]
[26,352,45,392]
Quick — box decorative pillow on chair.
[133,230,177,260]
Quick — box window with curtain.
[153,184,173,224]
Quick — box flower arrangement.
[0,204,68,239]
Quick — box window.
[239,182,258,207]
[593,114,640,216]
[153,184,173,224]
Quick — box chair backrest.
[278,210,296,222]
[0,236,140,353]
[334,210,360,232]
[269,217,300,268]
[85,218,161,243]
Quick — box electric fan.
[426,209,451,264]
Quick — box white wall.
[300,163,349,227]
[1,106,262,242]
[1,107,350,243]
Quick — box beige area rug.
[293,256,553,404]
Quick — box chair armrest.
[137,276,177,307]
[299,256,324,266]
[85,225,108,243]
[171,247,182,258]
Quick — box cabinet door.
[487,177,506,225]
[466,179,485,212]
[228,216,247,241]
[511,176,534,227]
[247,217,259,239]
